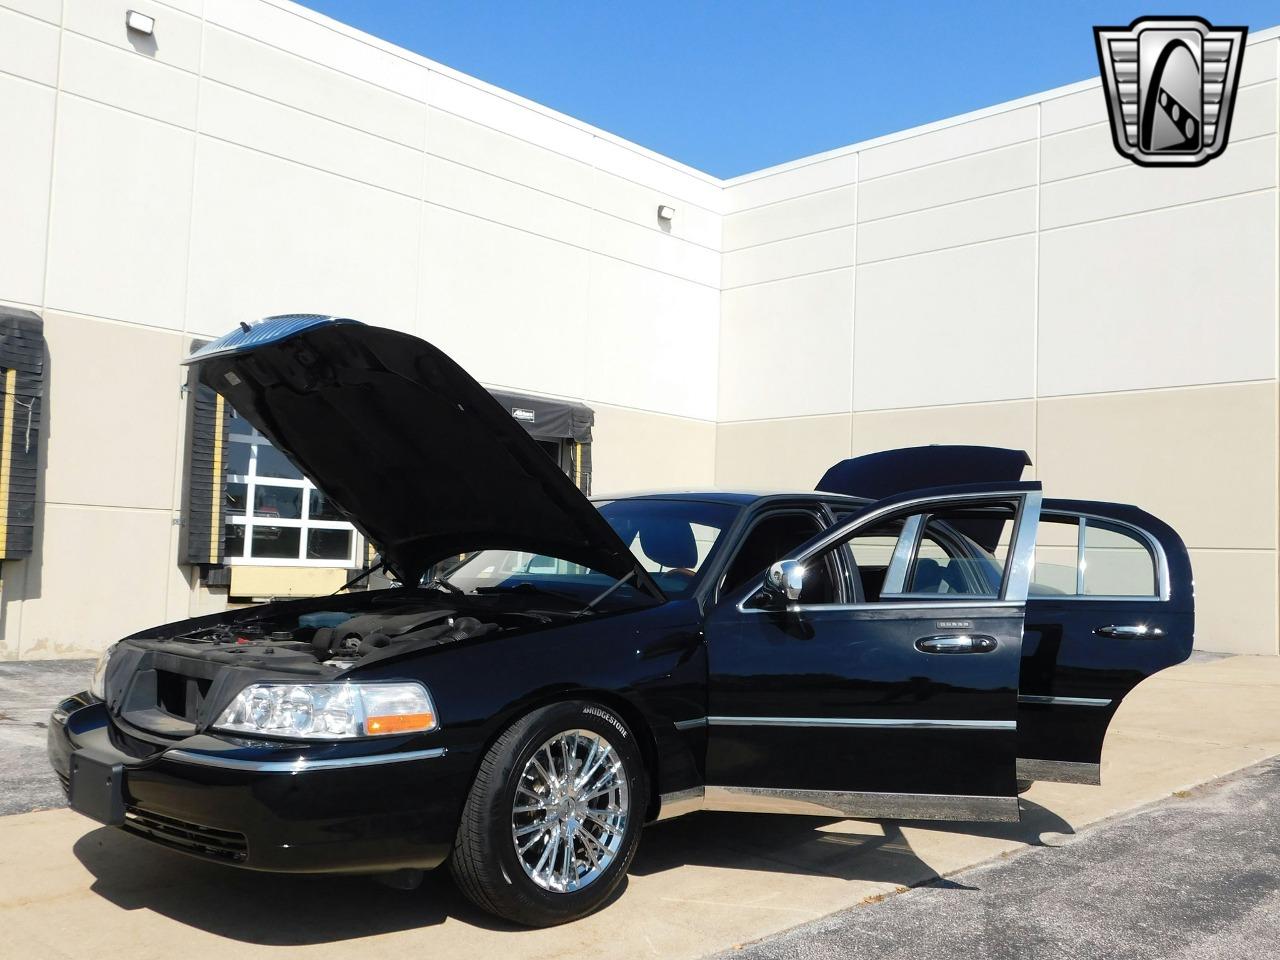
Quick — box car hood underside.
[185,315,655,589]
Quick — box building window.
[223,410,358,567]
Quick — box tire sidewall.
[489,700,647,921]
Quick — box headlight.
[89,643,118,700]
[213,682,437,740]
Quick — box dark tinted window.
[721,511,835,602]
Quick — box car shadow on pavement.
[72,826,556,944]
[71,799,1068,943]
[630,798,1074,889]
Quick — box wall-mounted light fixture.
[125,10,155,35]
[657,204,676,222]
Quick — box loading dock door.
[488,389,594,495]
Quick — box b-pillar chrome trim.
[1016,758,1102,785]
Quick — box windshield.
[440,498,741,601]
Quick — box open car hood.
[185,315,660,593]
[817,445,1031,500]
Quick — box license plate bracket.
[68,751,126,826]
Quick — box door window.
[810,500,1023,604]
[1030,514,1160,598]
[720,511,836,602]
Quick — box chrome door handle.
[915,634,998,654]
[1095,624,1164,639]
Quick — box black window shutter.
[183,343,230,565]
[0,308,44,561]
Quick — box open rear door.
[1019,500,1194,784]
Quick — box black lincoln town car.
[50,315,1194,926]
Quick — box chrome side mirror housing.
[765,560,806,603]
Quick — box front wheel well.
[478,689,663,820]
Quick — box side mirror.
[764,560,806,603]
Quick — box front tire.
[450,700,647,926]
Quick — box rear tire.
[450,700,647,927]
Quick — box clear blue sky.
[303,1,1279,178]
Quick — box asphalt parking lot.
[0,659,93,816]
[721,755,1280,960]
[0,653,1277,959]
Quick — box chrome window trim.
[1039,509,1170,602]
[1005,491,1042,602]
[702,786,1019,822]
[1018,694,1112,707]
[881,513,924,596]
[1028,593,1166,603]
[164,746,447,773]
[1076,516,1088,595]
[740,598,1026,615]
[738,488,1040,614]
[707,715,1014,731]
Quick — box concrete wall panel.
[715,415,852,490]
[0,4,59,85]
[185,137,420,337]
[418,204,589,400]
[41,314,184,512]
[858,141,1037,222]
[1036,383,1277,551]
[849,400,1036,461]
[59,31,198,128]
[591,404,717,495]
[718,269,854,422]
[854,236,1036,410]
[45,96,194,329]
[0,74,55,308]
[203,24,428,149]
[1039,192,1276,396]
[585,256,719,420]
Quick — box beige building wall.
[0,0,1275,658]
[0,0,722,658]
[717,34,1280,655]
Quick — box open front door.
[703,482,1041,823]
[1019,500,1194,784]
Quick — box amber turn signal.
[366,712,435,735]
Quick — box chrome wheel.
[510,728,631,893]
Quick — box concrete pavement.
[0,654,1277,959]
[719,754,1280,960]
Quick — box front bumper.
[48,694,471,874]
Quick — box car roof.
[592,489,871,508]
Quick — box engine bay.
[124,590,573,674]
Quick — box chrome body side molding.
[164,746,447,773]
[1016,758,1102,785]
[707,715,1015,732]
[703,785,1020,822]
[1018,694,1113,707]
[654,786,705,821]
[673,717,708,731]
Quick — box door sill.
[1016,758,1101,785]
[701,785,1019,822]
